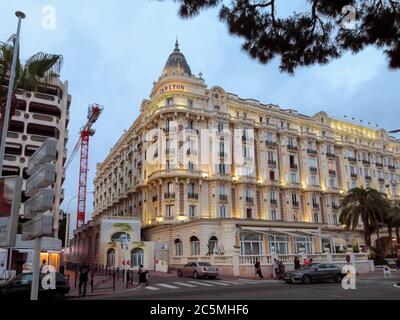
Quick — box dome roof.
[162,40,192,77]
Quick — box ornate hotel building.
[71,42,399,270]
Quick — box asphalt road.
[88,272,400,300]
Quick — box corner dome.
[162,40,192,77]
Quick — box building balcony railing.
[375,162,383,168]
[270,199,278,206]
[329,169,336,176]
[365,175,372,181]
[307,149,318,155]
[378,177,385,183]
[362,160,371,165]
[164,192,176,200]
[245,197,254,204]
[351,173,358,179]
[188,193,199,200]
[265,141,277,148]
[331,204,340,210]
[292,202,300,208]
[290,164,298,170]
[287,145,298,151]
[348,157,357,162]
[312,203,320,209]
[268,160,277,166]
[152,195,158,202]
[388,165,396,170]
[326,152,336,158]
[309,167,318,173]
[219,194,228,202]
[219,151,227,158]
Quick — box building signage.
[0,176,22,248]
[157,83,186,95]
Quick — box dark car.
[0,272,70,300]
[284,263,343,284]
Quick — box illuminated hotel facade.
[69,42,399,273]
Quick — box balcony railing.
[309,167,318,173]
[219,151,227,158]
[265,141,277,147]
[219,194,228,201]
[378,178,385,183]
[188,193,199,200]
[326,152,336,158]
[329,169,336,176]
[348,157,356,162]
[287,145,298,151]
[331,204,340,210]
[270,199,278,206]
[268,160,277,166]
[312,203,320,209]
[290,164,298,170]
[164,192,175,199]
[292,202,300,208]
[365,175,372,180]
[388,165,396,170]
[307,149,317,155]
[245,197,254,204]
[152,195,158,202]
[351,173,358,179]
[362,160,371,165]
[375,162,383,168]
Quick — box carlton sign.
[156,83,186,96]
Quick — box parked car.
[284,263,344,284]
[0,272,70,300]
[177,262,219,279]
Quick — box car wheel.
[193,271,199,279]
[334,273,343,283]
[301,275,311,284]
[177,270,183,277]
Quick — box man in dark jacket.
[78,263,90,297]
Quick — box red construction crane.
[64,103,103,229]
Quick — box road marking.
[187,281,214,287]
[127,286,142,292]
[203,280,229,286]
[171,282,197,288]
[237,279,262,284]
[144,286,160,291]
[157,283,179,289]
[217,280,243,285]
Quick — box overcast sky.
[1,0,399,231]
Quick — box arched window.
[174,238,183,256]
[208,236,218,253]
[190,236,200,256]
[106,248,115,267]
[131,248,144,268]
[95,233,100,256]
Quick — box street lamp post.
[0,11,26,173]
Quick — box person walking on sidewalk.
[78,263,90,297]
[138,264,148,287]
[294,256,301,270]
[254,260,263,279]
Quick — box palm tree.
[0,34,63,134]
[339,187,389,248]
[386,201,400,246]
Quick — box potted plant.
[323,246,331,253]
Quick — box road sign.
[21,213,53,241]
[27,138,57,176]
[26,163,56,197]
[0,176,22,248]
[24,189,55,219]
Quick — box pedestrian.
[303,258,310,266]
[254,260,263,279]
[273,258,279,279]
[138,264,148,286]
[40,259,48,273]
[78,263,90,297]
[59,263,65,275]
[309,258,313,265]
[294,256,301,270]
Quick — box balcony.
[329,169,336,176]
[365,175,372,181]
[312,203,320,209]
[348,157,356,162]
[331,204,340,210]
[375,162,383,168]
[292,202,300,208]
[152,195,158,202]
[219,194,228,202]
[268,160,277,166]
[326,152,336,158]
[270,199,278,206]
[307,149,318,155]
[362,160,371,165]
[188,193,199,200]
[287,145,298,152]
[309,167,318,173]
[245,197,254,204]
[265,141,277,148]
[290,164,298,170]
[388,165,396,170]
[351,173,358,179]
[378,178,385,183]
[164,192,175,200]
[219,151,227,158]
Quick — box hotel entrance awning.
[240,226,321,238]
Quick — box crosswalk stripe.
[217,280,243,285]
[171,282,197,288]
[202,280,229,286]
[145,286,160,291]
[187,281,214,287]
[157,283,179,289]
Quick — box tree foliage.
[170,0,400,73]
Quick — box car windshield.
[198,262,212,266]
[300,263,319,270]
